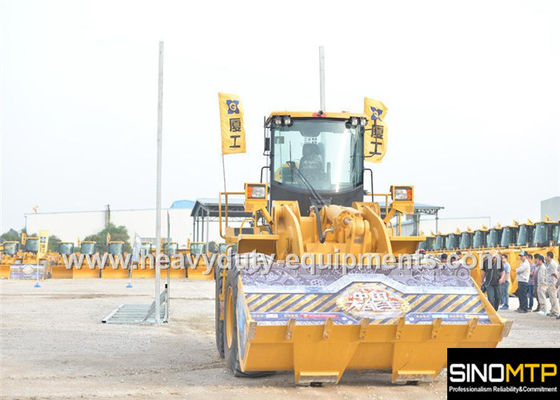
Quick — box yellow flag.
[38,230,49,258]
[218,93,246,155]
[363,97,388,163]
[106,232,111,244]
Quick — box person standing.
[534,254,547,314]
[515,251,531,313]
[481,253,505,311]
[530,254,543,311]
[527,254,536,311]
[500,254,511,310]
[545,251,559,317]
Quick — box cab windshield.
[140,242,152,255]
[554,225,560,245]
[487,229,502,247]
[473,231,487,248]
[272,118,363,192]
[81,242,96,255]
[532,223,551,247]
[218,243,230,253]
[3,242,18,255]
[446,234,459,250]
[501,227,517,247]
[164,242,178,255]
[108,242,123,255]
[59,243,74,255]
[434,235,445,251]
[25,238,39,253]
[459,232,472,249]
[516,225,532,246]
[425,237,435,251]
[190,243,206,255]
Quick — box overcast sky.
[1,0,559,233]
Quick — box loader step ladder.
[102,284,169,324]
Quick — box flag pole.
[319,46,325,111]
[154,40,164,325]
[221,153,227,193]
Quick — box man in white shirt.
[545,251,559,317]
[515,251,531,313]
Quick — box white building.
[541,196,560,221]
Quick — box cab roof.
[268,111,366,119]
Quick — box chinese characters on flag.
[218,93,246,155]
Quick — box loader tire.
[215,264,225,359]
[222,261,273,378]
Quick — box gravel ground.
[1,279,559,400]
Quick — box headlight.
[394,188,408,200]
[273,116,282,127]
[393,186,412,201]
[248,184,266,199]
[283,116,292,126]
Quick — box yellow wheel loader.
[215,111,511,385]
[72,240,101,278]
[101,240,129,279]
[51,242,75,279]
[0,241,20,278]
[187,242,214,280]
[131,241,155,279]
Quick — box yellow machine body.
[72,241,101,279]
[50,242,75,279]
[218,178,510,384]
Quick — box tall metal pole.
[319,46,325,111]
[155,41,164,324]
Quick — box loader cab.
[445,232,460,250]
[189,242,207,255]
[80,241,96,255]
[516,223,534,247]
[501,225,518,248]
[418,234,435,251]
[487,227,502,248]
[58,242,74,255]
[140,241,152,256]
[24,237,39,253]
[424,235,435,251]
[433,234,446,251]
[163,242,178,256]
[108,241,124,255]
[532,221,556,247]
[459,231,473,250]
[2,241,19,256]
[473,228,488,249]
[266,113,365,215]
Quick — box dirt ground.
[1,279,559,400]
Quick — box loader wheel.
[222,263,273,378]
[215,265,225,359]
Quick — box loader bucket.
[233,263,511,384]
